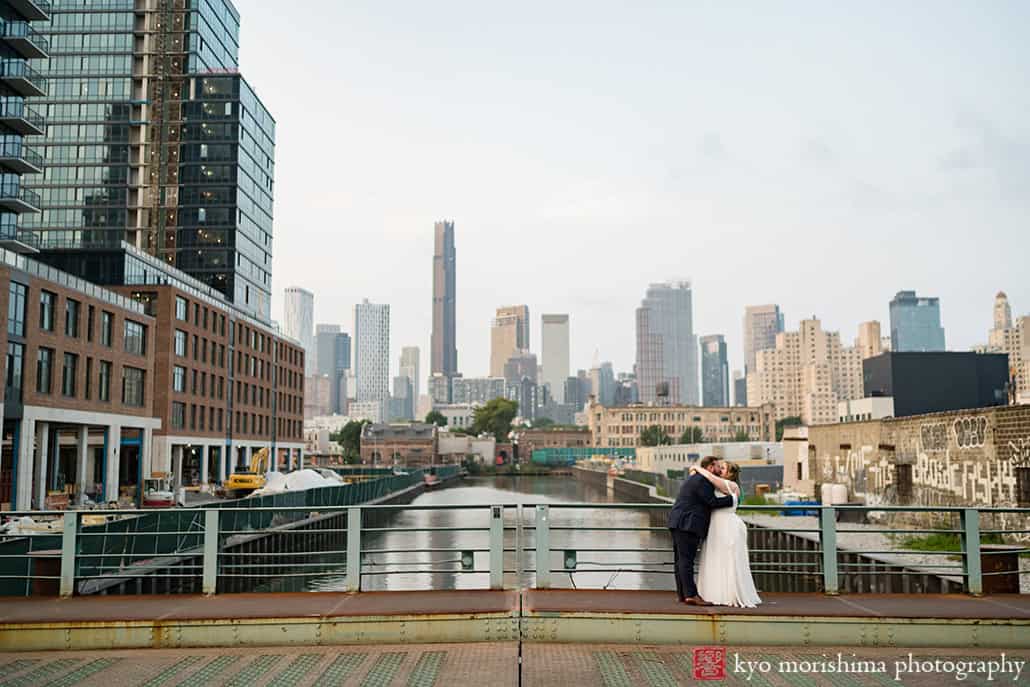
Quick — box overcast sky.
[238,1,1030,386]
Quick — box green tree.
[471,397,519,442]
[332,420,369,460]
[733,429,751,442]
[775,416,803,441]
[533,417,555,428]
[640,425,672,447]
[425,410,447,427]
[679,426,704,444]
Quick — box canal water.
[305,475,677,593]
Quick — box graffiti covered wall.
[808,404,1030,537]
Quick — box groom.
[667,456,735,605]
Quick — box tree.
[640,425,672,447]
[425,410,447,427]
[471,397,519,442]
[679,426,704,444]
[775,416,803,441]
[533,417,555,428]
[332,420,369,460]
[733,429,751,442]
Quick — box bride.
[690,461,762,608]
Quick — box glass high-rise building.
[635,281,698,405]
[889,290,945,352]
[19,0,275,321]
[700,334,729,407]
[0,0,48,252]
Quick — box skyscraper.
[541,314,570,403]
[994,291,1013,331]
[857,321,884,359]
[743,305,784,374]
[889,290,945,352]
[0,0,47,253]
[399,346,420,401]
[431,220,457,378]
[21,1,276,320]
[283,287,314,375]
[490,305,529,377]
[354,299,390,403]
[590,362,616,406]
[700,335,729,407]
[635,281,698,405]
[733,370,747,406]
[316,324,351,414]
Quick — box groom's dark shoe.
[683,596,713,606]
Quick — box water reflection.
[306,476,676,593]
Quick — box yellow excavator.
[225,447,270,497]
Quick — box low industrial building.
[795,404,1030,532]
[635,441,783,476]
[514,426,590,461]
[360,422,437,467]
[437,433,495,464]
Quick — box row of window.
[7,280,147,355]
[4,342,145,407]
[173,329,226,368]
[172,365,225,401]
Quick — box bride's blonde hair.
[724,461,740,483]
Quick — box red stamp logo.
[693,646,727,680]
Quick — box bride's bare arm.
[688,465,735,495]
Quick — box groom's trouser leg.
[672,530,700,598]
[669,529,684,600]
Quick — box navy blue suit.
[668,472,735,600]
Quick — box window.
[99,361,111,401]
[62,353,78,397]
[39,291,55,331]
[86,305,95,342]
[174,330,187,356]
[7,282,26,336]
[5,342,24,403]
[172,401,185,429]
[1017,467,1030,508]
[101,311,113,346]
[65,299,80,337]
[172,365,185,392]
[121,366,145,407]
[123,320,146,356]
[175,296,188,321]
[85,358,93,400]
[36,348,54,394]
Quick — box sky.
[237,0,1030,387]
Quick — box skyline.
[241,1,1030,381]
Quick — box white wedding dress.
[696,486,762,608]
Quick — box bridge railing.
[0,503,1026,596]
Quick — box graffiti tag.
[953,416,988,449]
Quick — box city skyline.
[244,1,1029,390]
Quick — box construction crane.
[225,447,270,497]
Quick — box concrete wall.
[808,404,1030,538]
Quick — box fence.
[1,498,1025,597]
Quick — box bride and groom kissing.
[667,455,762,608]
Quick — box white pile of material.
[249,469,343,496]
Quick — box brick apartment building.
[0,250,160,510]
[586,398,776,447]
[0,246,306,510]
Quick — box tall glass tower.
[0,0,48,252]
[19,0,274,321]
[889,290,945,352]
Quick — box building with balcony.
[0,0,47,253]
[20,0,276,321]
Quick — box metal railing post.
[346,506,362,592]
[202,509,219,595]
[489,505,504,589]
[535,505,550,589]
[59,511,77,597]
[962,508,983,596]
[820,506,839,595]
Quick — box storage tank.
[821,483,848,505]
